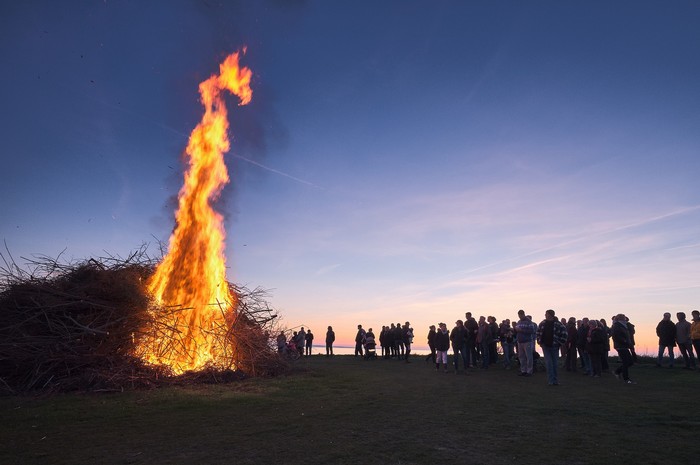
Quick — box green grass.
[1,355,697,465]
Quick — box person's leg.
[678,343,690,367]
[619,349,632,381]
[668,345,675,367]
[526,342,534,375]
[517,342,527,373]
[657,345,664,366]
[481,342,490,368]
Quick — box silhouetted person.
[426,325,437,363]
[325,326,335,356]
[305,329,314,356]
[676,312,696,369]
[656,312,676,367]
[355,324,366,357]
[612,314,635,384]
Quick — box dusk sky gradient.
[2,1,699,351]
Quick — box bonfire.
[0,51,286,394]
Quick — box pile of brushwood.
[0,247,288,395]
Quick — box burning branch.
[0,249,286,395]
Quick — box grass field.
[1,355,697,465]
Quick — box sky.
[1,1,699,352]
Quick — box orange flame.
[141,51,252,374]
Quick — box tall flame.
[142,51,252,374]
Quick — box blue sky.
[2,1,699,349]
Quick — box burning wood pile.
[0,50,280,395]
[0,249,286,395]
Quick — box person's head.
[568,317,576,325]
[357,324,362,329]
[429,325,435,330]
[545,309,556,320]
[616,313,626,322]
[300,327,304,331]
[455,319,463,327]
[582,317,589,325]
[677,312,686,322]
[517,309,525,319]
[692,310,700,321]
[663,312,671,320]
[479,316,486,323]
[439,322,447,331]
[327,326,332,331]
[368,328,372,332]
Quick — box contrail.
[443,204,700,280]
[232,154,324,190]
[72,81,320,189]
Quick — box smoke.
[173,1,303,223]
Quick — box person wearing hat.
[434,323,451,372]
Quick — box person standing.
[499,319,514,369]
[305,329,314,356]
[355,324,366,357]
[559,317,568,360]
[477,316,492,369]
[450,320,468,373]
[612,314,635,384]
[434,323,451,372]
[599,318,611,372]
[402,322,413,363]
[297,327,306,356]
[656,313,676,368]
[675,312,696,370]
[464,312,479,368]
[585,320,607,377]
[626,316,638,363]
[577,318,592,375]
[426,325,437,363]
[379,326,389,359]
[536,309,568,385]
[488,316,499,366]
[325,325,335,356]
[691,310,700,363]
[276,331,287,353]
[515,310,537,377]
[387,323,396,358]
[565,317,578,372]
[394,322,404,360]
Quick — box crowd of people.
[344,309,700,386]
[276,309,700,386]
